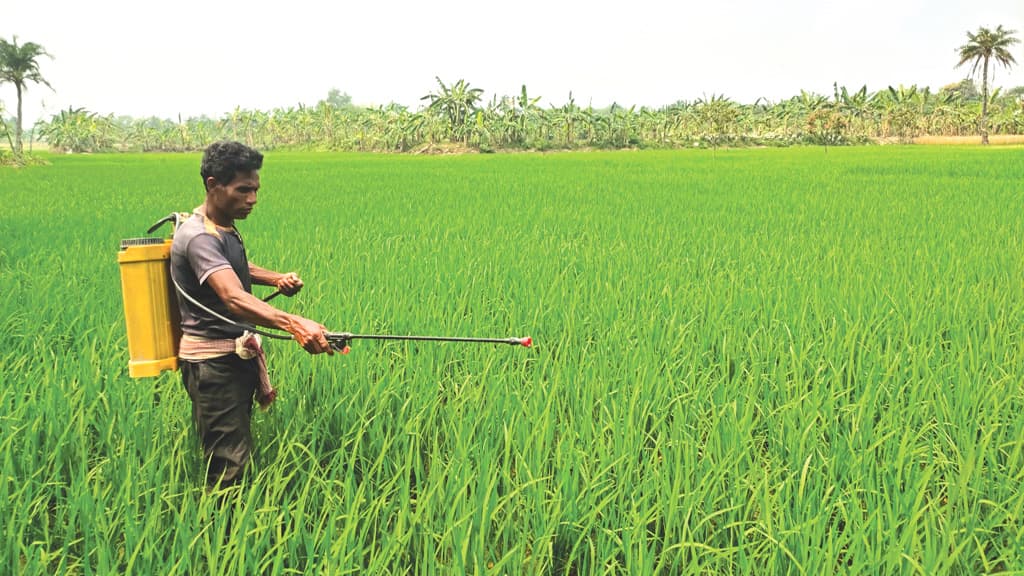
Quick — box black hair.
[200,141,264,189]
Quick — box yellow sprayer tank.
[118,237,180,377]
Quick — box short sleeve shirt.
[170,212,252,339]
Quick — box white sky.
[4,0,1023,126]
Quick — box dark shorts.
[180,354,258,487]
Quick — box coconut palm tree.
[0,36,52,158]
[956,25,1019,144]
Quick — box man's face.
[208,169,260,221]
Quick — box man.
[170,140,334,488]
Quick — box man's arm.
[250,263,303,296]
[206,268,332,355]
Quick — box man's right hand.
[286,316,334,355]
[206,268,335,355]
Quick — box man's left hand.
[276,272,304,296]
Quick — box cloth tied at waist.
[179,331,277,409]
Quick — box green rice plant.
[1,146,1023,574]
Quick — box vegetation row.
[1,26,1022,157]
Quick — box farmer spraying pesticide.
[118,138,532,483]
[171,141,334,488]
[117,140,530,489]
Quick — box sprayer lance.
[324,332,532,354]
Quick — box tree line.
[23,81,1024,154]
[1,27,1021,159]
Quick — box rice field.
[1,146,1023,574]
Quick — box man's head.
[200,141,264,224]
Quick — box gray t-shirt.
[170,212,252,339]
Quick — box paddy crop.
[1,146,1023,574]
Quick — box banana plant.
[879,85,925,142]
[694,94,739,150]
[421,77,484,144]
[37,106,117,152]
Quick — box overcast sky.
[4,0,1023,125]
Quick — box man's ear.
[205,176,219,192]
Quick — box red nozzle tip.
[342,346,351,355]
[521,337,532,347]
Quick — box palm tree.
[0,36,52,157]
[956,25,1019,144]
